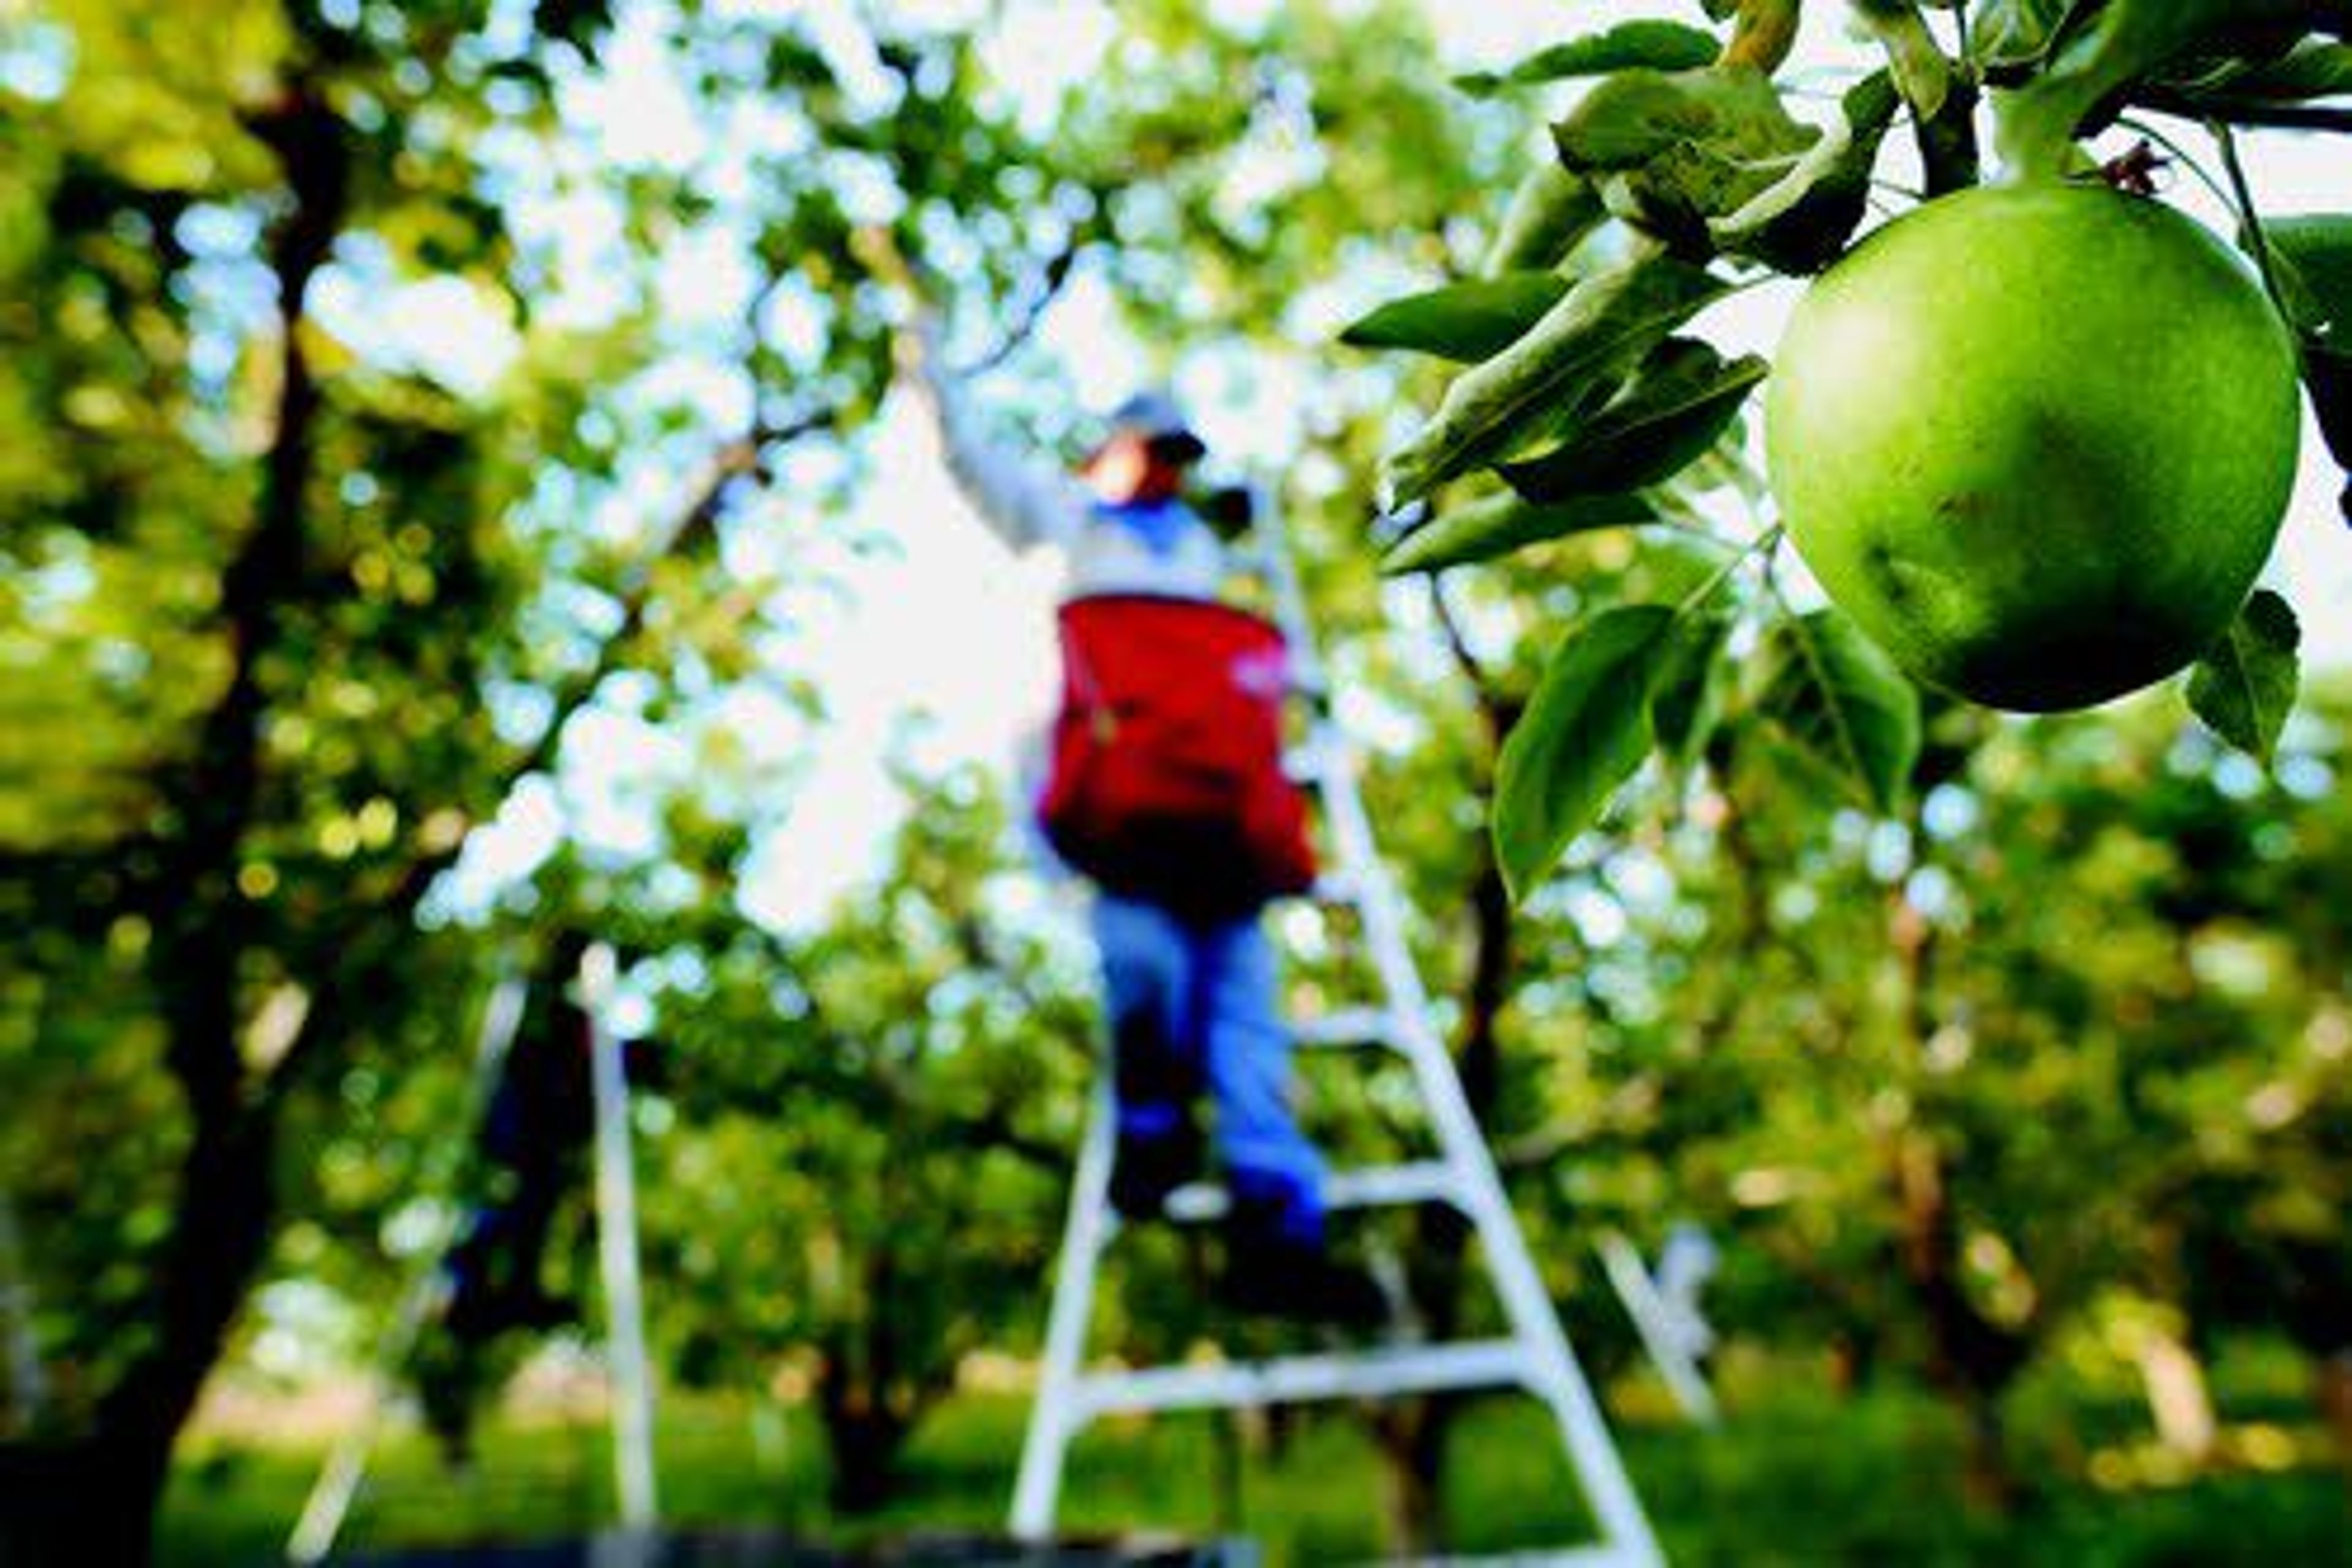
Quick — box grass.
[159,1371,2351,1566]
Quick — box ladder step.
[1071,1337,1533,1420]
[1161,1161,1461,1224]
[1292,1006,1402,1050]
[1308,870,1364,907]
[1285,731,1351,789]
[1412,1549,1651,1568]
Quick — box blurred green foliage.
[3,0,2350,1559]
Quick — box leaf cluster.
[1339,1,2352,897]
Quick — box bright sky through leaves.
[428,0,2352,933]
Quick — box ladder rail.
[1317,746,1661,1565]
[1010,1079,1120,1540]
[1258,491,1659,1561]
[582,943,660,1531]
[1596,1232,1721,1428]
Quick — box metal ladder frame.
[287,943,659,1563]
[1008,497,1662,1566]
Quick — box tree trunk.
[814,1343,913,1516]
[51,1065,283,1568]
[1955,1390,2018,1514]
[816,1242,925,1516]
[2316,1350,2352,1486]
[0,1106,274,1567]
[1365,590,1522,1559]
[1883,864,2034,1513]
[820,1399,910,1516]
[0,1439,159,1568]
[1891,1131,2031,1513]
[1370,1401,1451,1558]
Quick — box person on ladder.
[905,317,1389,1329]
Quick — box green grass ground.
[160,1374,2352,1567]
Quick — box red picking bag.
[1038,594,1317,918]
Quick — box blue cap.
[1104,387,1205,462]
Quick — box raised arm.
[904,315,1085,554]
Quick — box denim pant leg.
[1193,913,1327,1246]
[1092,894,1200,1207]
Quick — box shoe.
[1109,1121,1206,1221]
[1107,1010,1202,1221]
[497,1283,577,1332]
[1220,1242,1393,1331]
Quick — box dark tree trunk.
[2316,1351,2352,1487]
[10,963,290,1566]
[1370,597,1520,1559]
[1891,1130,2031,1512]
[818,1394,911,1517]
[0,1439,159,1568]
[816,1245,926,1516]
[1370,1404,1446,1556]
[1882,876,2035,1514]
[19,81,354,1568]
[1956,1390,2019,1513]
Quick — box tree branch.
[952,224,1093,379]
[256,407,840,1113]
[2135,89,2352,134]
[1426,577,1520,737]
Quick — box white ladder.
[1008,500,1663,1566]
[287,944,658,1564]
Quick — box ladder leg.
[286,976,531,1566]
[584,944,659,1531]
[286,1272,448,1565]
[1322,736,1662,1566]
[1011,1079,1120,1542]
[1408,1037,1662,1568]
[1597,1231,1720,1428]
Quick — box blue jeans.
[1092,893,1327,1245]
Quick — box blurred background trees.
[3,1,2349,1562]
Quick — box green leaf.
[2211,39,2352,100]
[2301,344,2352,521]
[1753,608,1921,815]
[1552,64,1817,172]
[1453,21,1723,96]
[1498,337,1766,502]
[1482,164,1609,275]
[1994,0,2286,177]
[1494,605,1678,902]
[1554,66,1822,249]
[1972,0,2095,77]
[1339,273,1573,363]
[2188,590,2301,766]
[2269,214,2352,337]
[2267,216,2352,515]
[1380,491,1662,576]
[1711,71,1902,274]
[1380,253,1734,507]
[1649,609,1737,769]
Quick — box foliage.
[1343,0,2352,895]
[157,1381,2352,1566]
[7,2,2352,1560]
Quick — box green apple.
[1766,182,2302,711]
